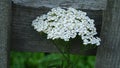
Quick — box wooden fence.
[0,0,120,68]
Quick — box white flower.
[32,7,101,46]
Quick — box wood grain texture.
[11,4,102,55]
[95,0,120,68]
[12,0,107,10]
[0,0,11,68]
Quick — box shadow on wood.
[11,4,102,55]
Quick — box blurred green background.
[10,51,96,68]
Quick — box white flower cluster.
[32,7,101,46]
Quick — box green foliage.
[10,51,95,68]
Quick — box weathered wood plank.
[0,0,11,68]
[95,0,120,68]
[11,4,102,55]
[12,0,107,10]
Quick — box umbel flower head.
[32,7,101,46]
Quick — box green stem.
[66,42,71,68]
[51,39,72,68]
[51,40,68,60]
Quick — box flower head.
[32,7,101,46]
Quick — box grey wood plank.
[95,0,120,68]
[12,0,107,10]
[11,4,102,55]
[0,0,11,68]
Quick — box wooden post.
[0,0,11,68]
[95,0,120,68]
